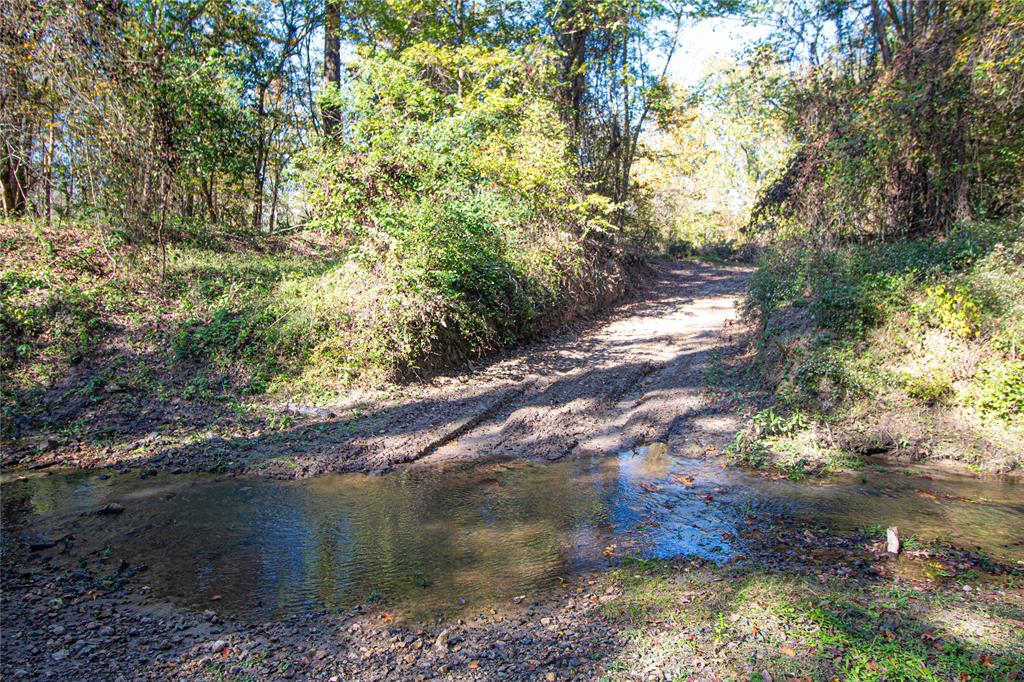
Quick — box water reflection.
[3,447,1022,619]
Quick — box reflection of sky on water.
[5,448,1022,619]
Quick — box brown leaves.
[639,482,662,492]
[670,473,695,485]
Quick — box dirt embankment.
[4,261,752,478]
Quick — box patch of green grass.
[741,219,1024,471]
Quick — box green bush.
[902,371,953,404]
[967,360,1024,421]
[291,44,628,379]
[747,220,1023,423]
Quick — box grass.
[597,558,1024,681]
[730,219,1024,475]
[2,213,633,442]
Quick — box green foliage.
[742,220,1023,472]
[751,406,809,438]
[747,222,1022,341]
[754,2,1024,242]
[901,370,953,405]
[0,227,111,377]
[293,44,626,379]
[966,360,1024,422]
[637,52,794,254]
[914,284,982,340]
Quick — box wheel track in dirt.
[141,260,751,476]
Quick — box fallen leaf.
[779,646,796,657]
[467,660,479,669]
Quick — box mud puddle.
[3,447,1021,619]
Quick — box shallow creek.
[3,446,1022,619]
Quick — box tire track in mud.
[396,261,751,471]
[182,260,751,477]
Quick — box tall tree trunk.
[322,0,342,138]
[44,114,54,225]
[269,159,283,232]
[870,0,893,66]
[252,89,268,231]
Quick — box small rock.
[203,639,228,653]
[886,526,900,554]
[51,649,69,662]
[434,629,450,653]
[95,503,125,516]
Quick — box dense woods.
[2,0,1022,430]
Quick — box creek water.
[3,446,1022,619]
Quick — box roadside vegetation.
[725,1,1024,476]
[3,0,722,441]
[733,221,1024,475]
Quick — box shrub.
[293,44,631,379]
[914,284,981,339]
[967,360,1024,421]
[902,370,953,404]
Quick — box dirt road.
[228,260,752,476]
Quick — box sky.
[665,16,774,86]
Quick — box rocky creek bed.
[3,507,1022,681]
[3,447,1023,681]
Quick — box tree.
[323,0,342,138]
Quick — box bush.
[967,360,1024,421]
[292,44,631,379]
[746,220,1023,419]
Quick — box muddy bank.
[3,261,751,479]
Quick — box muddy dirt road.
[247,260,752,476]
